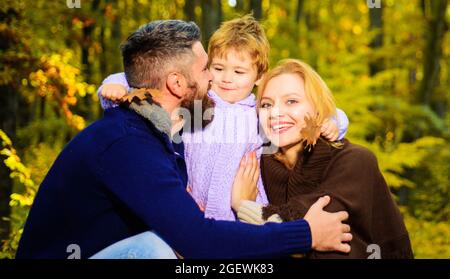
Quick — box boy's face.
[209,49,260,104]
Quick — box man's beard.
[179,80,215,133]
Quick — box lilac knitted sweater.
[183,89,269,220]
[97,73,348,221]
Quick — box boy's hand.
[101,84,127,102]
[231,151,259,212]
[320,119,339,141]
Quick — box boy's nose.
[208,70,213,82]
[222,71,232,83]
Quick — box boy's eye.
[213,67,223,71]
[235,71,245,74]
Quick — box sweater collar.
[208,89,256,108]
[265,138,338,189]
[128,98,172,137]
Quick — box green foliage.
[404,212,450,259]
[0,130,36,206]
[0,130,35,258]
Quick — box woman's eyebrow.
[282,92,302,98]
[260,96,273,102]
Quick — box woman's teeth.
[271,124,293,133]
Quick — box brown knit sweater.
[261,138,414,259]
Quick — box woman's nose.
[269,105,284,119]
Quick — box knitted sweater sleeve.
[97,72,129,109]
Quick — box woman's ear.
[166,72,187,99]
[254,74,265,86]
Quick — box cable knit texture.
[183,90,268,220]
[261,138,414,259]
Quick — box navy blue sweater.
[16,106,311,259]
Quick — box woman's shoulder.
[320,140,382,203]
[330,139,379,169]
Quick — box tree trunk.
[217,0,223,24]
[296,0,305,23]
[99,24,107,79]
[0,85,16,242]
[201,0,221,47]
[418,0,448,112]
[236,0,246,13]
[251,0,262,20]
[0,5,21,243]
[369,4,383,76]
[184,0,196,22]
[294,0,305,43]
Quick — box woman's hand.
[101,84,128,102]
[320,119,339,141]
[231,151,259,212]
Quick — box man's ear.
[166,72,188,99]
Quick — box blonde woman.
[232,59,413,259]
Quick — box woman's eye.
[287,99,298,105]
[260,103,272,109]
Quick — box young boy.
[97,15,349,221]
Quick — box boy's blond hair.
[208,14,270,79]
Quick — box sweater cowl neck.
[208,89,256,108]
[265,138,343,190]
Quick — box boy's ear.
[166,72,188,99]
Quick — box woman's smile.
[270,121,295,134]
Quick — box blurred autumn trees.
[0,0,449,258]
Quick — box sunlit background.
[0,0,449,258]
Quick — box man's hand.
[320,119,339,141]
[304,196,352,253]
[101,84,127,102]
[231,151,259,212]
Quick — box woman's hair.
[257,59,341,168]
[257,59,337,125]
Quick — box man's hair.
[208,14,270,79]
[121,20,201,89]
